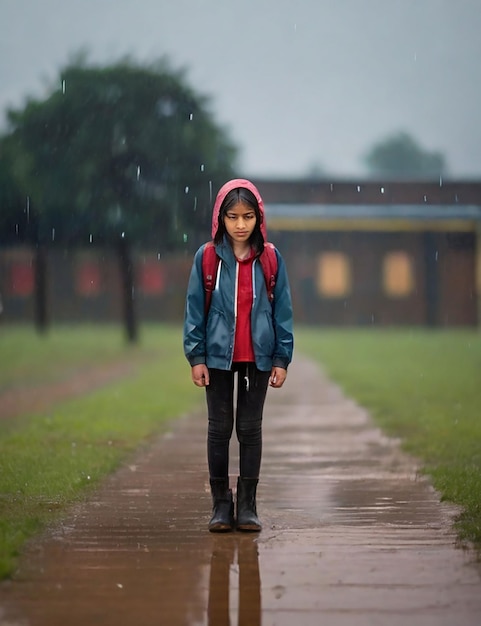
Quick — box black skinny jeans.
[205,363,271,481]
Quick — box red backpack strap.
[259,242,278,303]
[203,241,278,311]
[201,241,220,314]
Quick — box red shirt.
[232,250,255,362]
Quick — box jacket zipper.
[252,259,257,306]
[228,261,240,369]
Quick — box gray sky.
[1,0,481,179]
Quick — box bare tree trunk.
[34,244,48,334]
[117,236,138,343]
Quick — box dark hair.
[214,187,265,254]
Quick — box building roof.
[264,203,481,232]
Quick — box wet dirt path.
[0,360,137,421]
[1,356,480,625]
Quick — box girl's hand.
[269,367,287,388]
[192,364,210,387]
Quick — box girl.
[183,179,294,532]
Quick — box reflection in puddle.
[207,534,261,626]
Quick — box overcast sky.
[1,0,481,179]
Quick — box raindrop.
[454,194,459,203]
[435,251,439,261]
[189,113,193,121]
[26,196,30,222]
[15,224,19,235]
[439,176,443,187]
[423,195,427,202]
[184,186,189,194]
[136,165,141,181]
[157,252,162,260]
[121,231,125,238]
[380,187,385,194]
[357,185,361,192]
[330,183,334,192]
[89,234,93,243]
[209,180,213,203]
[183,233,188,243]
[51,228,55,242]
[87,475,91,480]
[61,79,66,94]
[200,164,205,172]
[371,313,375,323]
[193,196,198,211]
[117,583,123,589]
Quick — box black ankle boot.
[208,479,234,532]
[236,477,262,532]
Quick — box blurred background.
[1,0,480,337]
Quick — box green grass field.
[1,324,480,578]
[0,324,203,578]
[295,327,481,550]
[0,324,151,392]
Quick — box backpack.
[202,241,278,314]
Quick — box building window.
[9,262,34,296]
[317,252,351,297]
[139,261,165,295]
[76,261,102,296]
[383,251,414,298]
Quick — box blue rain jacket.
[183,237,293,372]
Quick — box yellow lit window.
[317,252,351,297]
[383,251,414,297]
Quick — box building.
[1,180,480,327]
[258,179,481,326]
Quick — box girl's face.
[223,201,257,245]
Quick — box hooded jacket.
[183,179,293,372]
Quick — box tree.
[1,56,238,250]
[0,149,49,333]
[363,131,447,179]
[0,150,28,244]
[0,56,238,340]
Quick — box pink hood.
[211,178,267,240]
